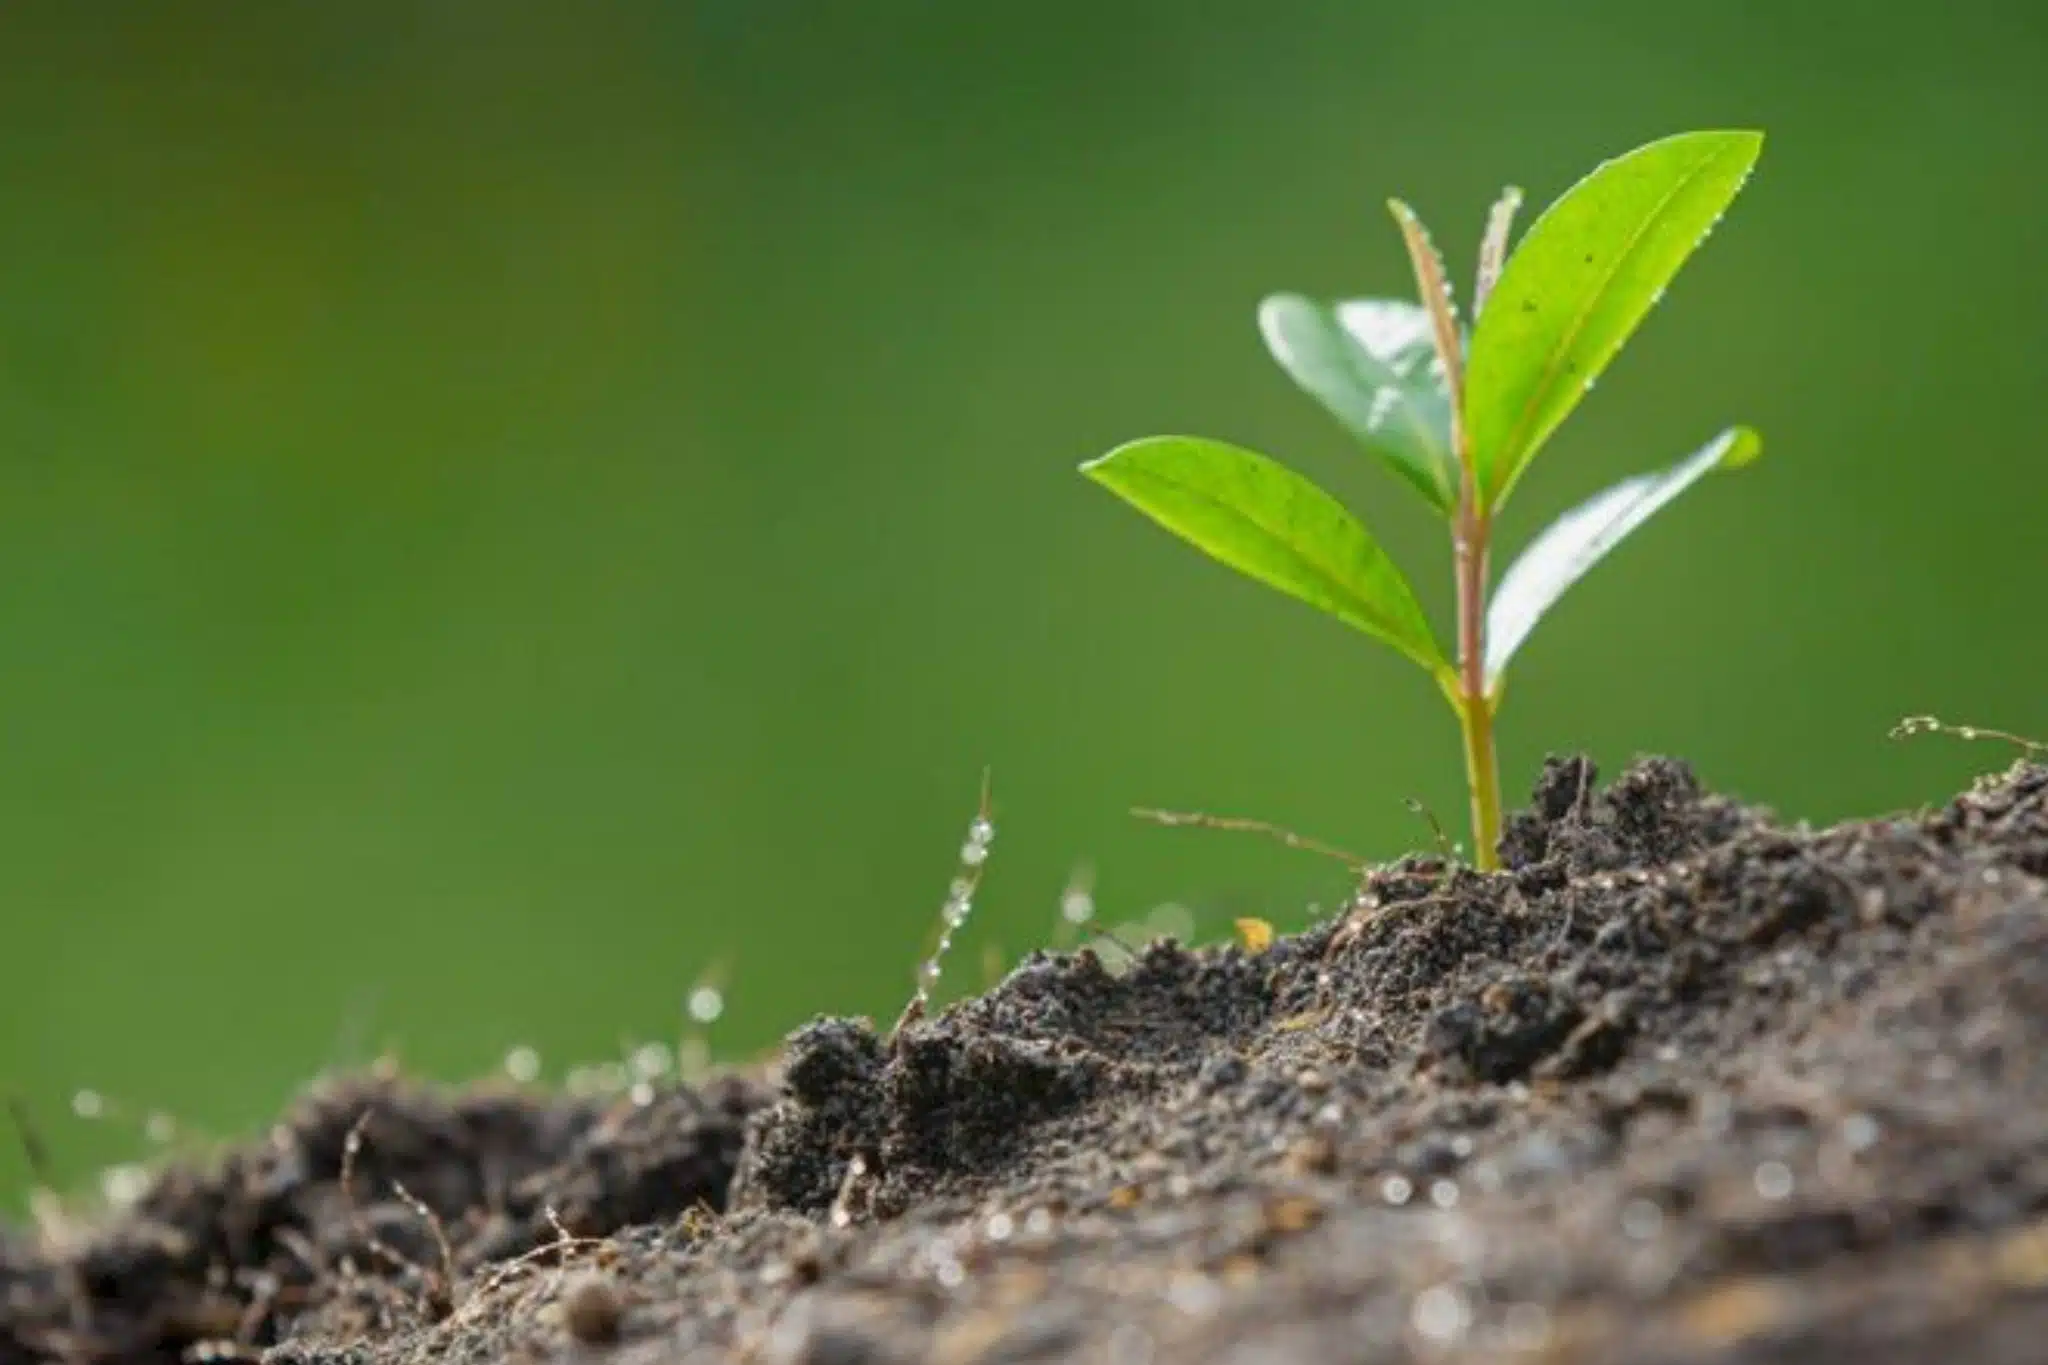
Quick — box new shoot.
[1081,131,1764,869]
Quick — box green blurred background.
[3,2,2043,1210]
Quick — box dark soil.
[8,755,2048,1364]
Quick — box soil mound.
[8,756,2047,1364]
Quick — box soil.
[7,754,2048,1365]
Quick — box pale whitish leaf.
[1082,435,1450,679]
[1484,425,1761,689]
[1258,294,1457,513]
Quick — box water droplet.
[933,1255,965,1289]
[144,1112,177,1144]
[1754,1161,1794,1200]
[1450,1135,1474,1158]
[687,986,725,1024]
[99,1163,150,1208]
[1166,1272,1222,1317]
[1841,1113,1882,1152]
[632,1042,672,1079]
[628,1081,655,1107]
[960,841,988,868]
[1621,1197,1664,1240]
[969,817,994,846]
[1024,1207,1054,1236]
[985,1212,1014,1241]
[1429,1179,1460,1209]
[917,961,942,991]
[1410,1284,1471,1344]
[504,1046,541,1083]
[72,1090,105,1120]
[944,897,972,929]
[1381,1174,1413,1206]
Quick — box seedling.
[1082,131,1764,870]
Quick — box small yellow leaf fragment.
[1235,917,1276,953]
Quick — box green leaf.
[1484,425,1761,691]
[1465,130,1763,511]
[1081,435,1450,679]
[1257,294,1458,514]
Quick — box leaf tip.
[1719,425,1764,470]
[1077,442,1132,479]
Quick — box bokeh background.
[3,1,2043,1210]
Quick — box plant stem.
[1457,686,1502,871]
[1452,498,1503,871]
[1387,197,1504,871]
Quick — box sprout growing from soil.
[1081,131,1764,870]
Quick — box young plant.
[1081,131,1763,871]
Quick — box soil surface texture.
[7,755,2048,1365]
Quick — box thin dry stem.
[1402,797,1456,864]
[1131,806,1366,869]
[888,768,995,1043]
[389,1178,457,1316]
[339,1112,431,1291]
[451,1208,610,1329]
[1891,714,2045,757]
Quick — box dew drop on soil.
[985,1212,1014,1242]
[1621,1197,1665,1240]
[1429,1179,1460,1209]
[1381,1174,1414,1206]
[1841,1113,1882,1152]
[1754,1161,1794,1200]
[1167,1273,1223,1318]
[99,1163,150,1208]
[1410,1284,1471,1344]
